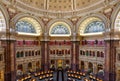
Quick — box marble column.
[71,40,79,70]
[44,40,49,70]
[2,39,16,81]
[71,41,76,70]
[41,41,45,70]
[41,18,49,71]
[104,39,118,81]
[41,40,49,71]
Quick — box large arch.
[12,13,44,36]
[77,13,109,36]
[111,3,120,81]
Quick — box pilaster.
[84,61,88,72]
[93,63,97,74]
[32,61,36,71]
[71,39,79,70]
[23,63,27,73]
[1,39,16,81]
[41,34,49,70]
[104,39,118,81]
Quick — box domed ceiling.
[17,0,103,12]
[2,0,118,18]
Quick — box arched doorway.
[81,61,84,71]
[88,62,93,73]
[65,60,70,70]
[50,60,55,70]
[97,64,103,72]
[17,64,23,75]
[28,62,32,72]
[57,59,63,68]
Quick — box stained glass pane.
[84,21,105,33]
[115,11,120,29]
[16,21,36,33]
[0,10,6,31]
[51,24,70,35]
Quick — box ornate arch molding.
[111,2,120,30]
[12,13,44,35]
[0,3,9,30]
[47,19,73,36]
[76,13,109,36]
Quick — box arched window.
[29,51,31,56]
[49,22,71,36]
[38,50,40,55]
[97,51,100,57]
[53,50,55,54]
[101,52,104,58]
[84,21,105,33]
[50,50,52,54]
[79,17,106,36]
[16,21,36,33]
[21,51,24,57]
[80,50,82,55]
[89,51,91,56]
[35,51,37,56]
[16,52,20,58]
[0,10,6,31]
[15,17,42,36]
[86,50,89,56]
[93,51,95,57]
[83,51,85,56]
[25,51,28,57]
[32,51,34,56]
[51,24,70,34]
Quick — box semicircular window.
[0,10,6,31]
[84,21,105,33]
[51,24,70,35]
[16,21,36,33]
